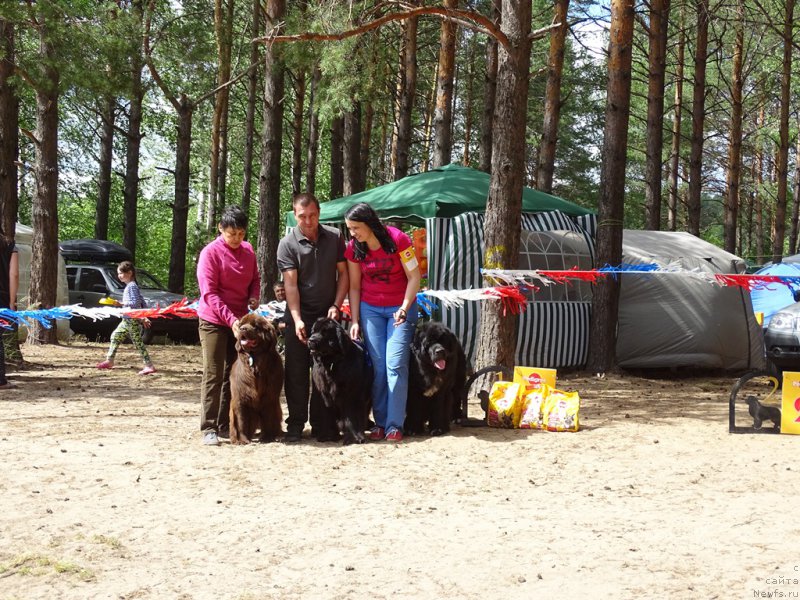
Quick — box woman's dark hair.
[219,205,248,230]
[118,260,136,279]
[344,202,395,261]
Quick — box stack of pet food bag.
[487,367,580,432]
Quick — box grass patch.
[90,534,123,550]
[0,553,95,582]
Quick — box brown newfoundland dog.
[229,313,284,444]
[307,317,372,445]
[405,321,467,436]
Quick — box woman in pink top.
[345,202,421,442]
[196,206,260,446]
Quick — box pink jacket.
[197,236,260,327]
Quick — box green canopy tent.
[284,163,593,227]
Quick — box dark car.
[60,239,198,344]
[764,300,800,377]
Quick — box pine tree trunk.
[537,0,569,194]
[473,0,532,372]
[392,15,418,181]
[343,103,362,195]
[742,176,751,257]
[432,0,458,168]
[686,0,708,237]
[257,0,285,301]
[305,65,320,195]
[206,0,234,223]
[95,95,115,240]
[330,116,344,199]
[422,73,437,172]
[240,0,261,217]
[29,37,60,345]
[723,0,744,254]
[123,45,143,258]
[360,102,373,190]
[291,70,306,195]
[643,0,669,230]
[790,131,800,255]
[378,108,389,181]
[218,90,230,209]
[0,18,21,364]
[168,98,192,294]
[210,0,234,229]
[755,105,765,263]
[586,0,635,373]
[209,0,223,221]
[462,36,476,166]
[0,18,19,239]
[479,0,500,174]
[771,0,794,263]
[667,8,684,232]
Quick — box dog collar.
[248,353,254,367]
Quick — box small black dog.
[406,322,467,436]
[745,396,781,430]
[307,317,372,444]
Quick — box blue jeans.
[360,301,418,433]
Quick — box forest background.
[0,0,798,367]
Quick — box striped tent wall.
[426,211,595,369]
[575,213,598,241]
[516,302,591,367]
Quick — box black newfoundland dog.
[406,322,467,436]
[307,317,372,444]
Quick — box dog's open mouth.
[239,338,256,349]
[434,358,446,370]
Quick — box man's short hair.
[292,193,320,211]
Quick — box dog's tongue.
[240,339,253,349]
[434,358,446,370]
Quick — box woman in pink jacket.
[196,206,260,446]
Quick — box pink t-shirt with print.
[345,226,411,307]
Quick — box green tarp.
[285,163,593,227]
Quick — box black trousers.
[283,310,337,436]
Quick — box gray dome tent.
[616,230,764,370]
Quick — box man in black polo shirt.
[277,193,349,442]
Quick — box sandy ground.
[0,339,798,600]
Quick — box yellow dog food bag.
[519,384,550,429]
[781,371,800,434]
[542,388,581,432]
[513,366,557,394]
[487,381,522,428]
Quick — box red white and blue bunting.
[3,262,799,330]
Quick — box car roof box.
[59,239,133,264]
